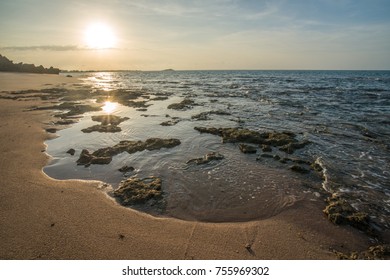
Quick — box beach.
[0,72,381,259]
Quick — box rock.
[323,194,374,235]
[160,119,180,126]
[113,176,162,205]
[91,115,129,126]
[261,144,272,152]
[77,138,181,166]
[76,149,112,166]
[191,110,231,121]
[66,148,75,156]
[279,141,310,154]
[194,127,299,147]
[118,165,135,172]
[168,98,196,110]
[289,165,310,174]
[81,124,122,133]
[187,152,224,165]
[82,115,129,133]
[45,128,57,133]
[239,143,257,154]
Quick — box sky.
[0,0,389,70]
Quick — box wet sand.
[0,72,372,259]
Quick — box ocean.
[44,70,390,228]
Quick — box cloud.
[0,45,119,51]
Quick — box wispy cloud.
[0,45,119,51]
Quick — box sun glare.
[102,101,117,114]
[85,22,117,49]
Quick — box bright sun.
[85,22,116,49]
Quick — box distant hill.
[0,54,60,74]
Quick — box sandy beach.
[0,72,376,259]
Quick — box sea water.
[44,70,390,226]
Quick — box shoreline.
[0,73,377,259]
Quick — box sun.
[85,22,117,49]
[102,101,117,114]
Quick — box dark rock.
[76,149,112,166]
[191,110,231,121]
[81,115,129,133]
[273,154,281,160]
[66,148,76,156]
[261,144,272,152]
[160,119,180,126]
[168,98,196,110]
[289,165,310,174]
[187,152,224,165]
[259,153,273,158]
[82,124,122,133]
[77,138,181,166]
[113,176,162,205]
[239,144,257,154]
[91,115,129,126]
[45,128,57,133]
[194,127,298,147]
[279,141,310,154]
[118,165,135,173]
[324,194,374,235]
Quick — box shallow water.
[45,70,390,226]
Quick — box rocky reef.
[77,138,181,166]
[81,115,129,133]
[194,126,310,153]
[323,193,374,235]
[168,98,196,110]
[113,176,163,206]
[186,152,225,165]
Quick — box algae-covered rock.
[76,149,112,166]
[82,125,122,133]
[77,138,181,166]
[113,176,162,205]
[118,165,135,173]
[168,98,196,110]
[289,165,310,174]
[334,244,390,260]
[82,115,129,133]
[194,127,301,147]
[191,110,231,121]
[324,194,373,234]
[187,152,225,165]
[91,115,129,126]
[279,141,310,154]
[239,144,257,154]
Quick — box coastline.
[0,73,373,259]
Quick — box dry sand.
[0,73,371,259]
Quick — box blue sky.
[0,0,389,70]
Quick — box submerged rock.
[160,119,180,126]
[91,115,129,126]
[168,98,196,110]
[118,165,135,173]
[279,141,310,154]
[289,165,310,174]
[194,127,300,148]
[66,148,76,156]
[191,110,231,121]
[239,144,257,154]
[187,152,225,165]
[77,138,181,166]
[82,125,122,133]
[113,176,162,205]
[81,115,129,133]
